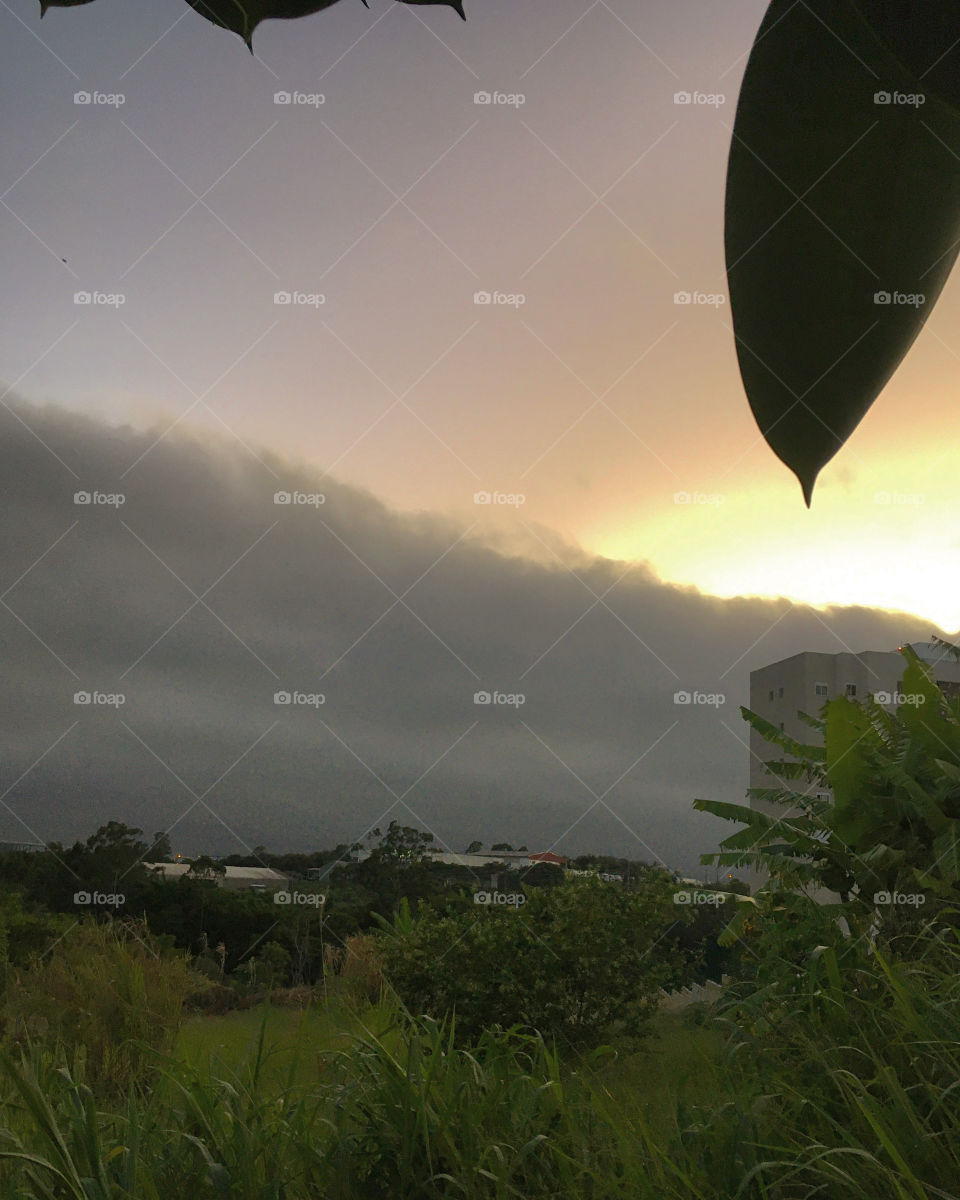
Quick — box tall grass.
[2,919,196,1097]
[0,932,958,1198]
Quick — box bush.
[377,875,693,1047]
[2,918,196,1094]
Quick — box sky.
[0,0,955,870]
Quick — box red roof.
[527,851,568,865]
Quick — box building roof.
[144,863,288,882]
[527,851,568,865]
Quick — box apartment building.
[749,641,960,813]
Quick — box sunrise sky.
[0,0,955,867]
[3,0,956,627]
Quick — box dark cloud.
[0,398,933,872]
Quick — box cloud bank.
[0,398,934,873]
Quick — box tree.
[465,840,483,854]
[490,843,513,852]
[376,874,694,1047]
[151,831,173,862]
[187,856,226,883]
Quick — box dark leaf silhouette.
[726,0,960,504]
[39,0,464,45]
[186,0,462,47]
[39,0,97,12]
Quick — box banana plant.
[696,647,960,936]
[726,1,960,503]
[38,0,465,48]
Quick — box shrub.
[377,875,693,1047]
[2,917,196,1094]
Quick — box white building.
[144,863,290,892]
[749,642,960,813]
[744,642,960,897]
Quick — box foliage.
[2,919,196,1095]
[39,0,465,51]
[375,875,694,1047]
[695,647,960,950]
[727,1,960,501]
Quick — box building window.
[778,686,784,698]
[815,682,828,697]
[816,791,831,802]
[768,689,774,701]
[779,722,784,731]
[845,683,857,697]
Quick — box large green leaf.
[726,0,960,503]
[825,696,877,844]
